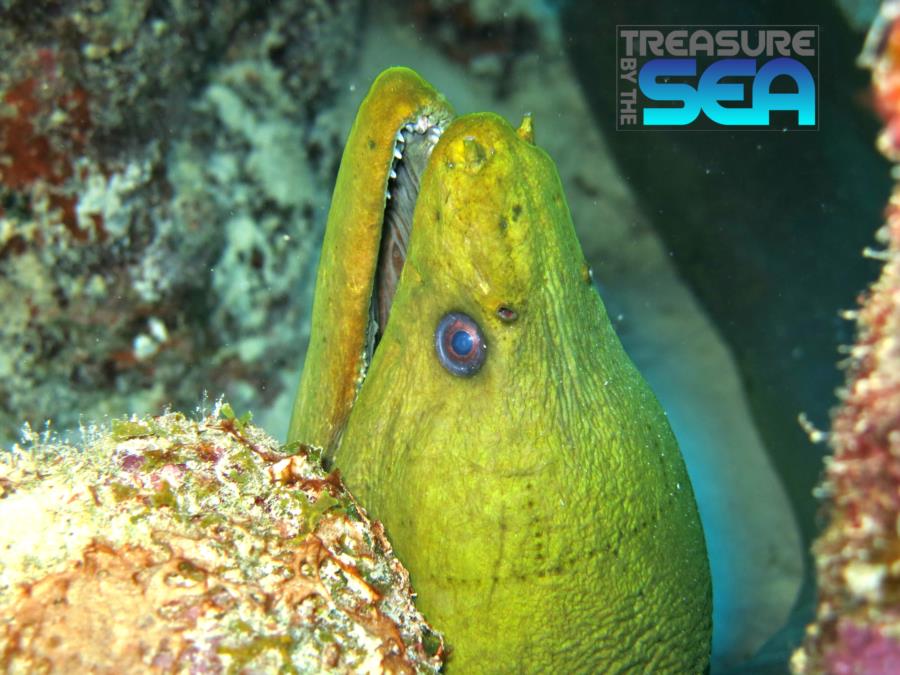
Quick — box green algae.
[308,490,340,517]
[109,481,138,501]
[220,402,253,431]
[221,634,298,674]
[110,418,155,440]
[149,480,178,510]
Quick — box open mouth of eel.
[362,112,451,373]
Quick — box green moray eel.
[289,67,712,673]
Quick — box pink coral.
[827,620,900,675]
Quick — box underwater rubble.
[0,0,361,445]
[0,404,443,672]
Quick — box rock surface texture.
[0,405,442,673]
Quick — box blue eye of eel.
[434,311,486,376]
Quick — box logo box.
[616,25,820,130]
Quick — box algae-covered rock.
[0,0,363,446]
[0,405,443,673]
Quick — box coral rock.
[792,12,900,673]
[0,406,442,673]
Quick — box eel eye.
[434,312,486,377]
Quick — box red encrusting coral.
[792,11,900,675]
[0,49,98,241]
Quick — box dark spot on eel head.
[367,139,376,150]
[463,137,487,165]
[497,306,517,323]
[498,216,508,232]
[511,204,522,220]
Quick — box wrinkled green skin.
[292,69,711,673]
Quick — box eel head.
[289,67,711,673]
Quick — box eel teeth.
[393,148,403,159]
[389,168,398,179]
[424,128,445,157]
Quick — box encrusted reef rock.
[0,405,442,673]
[791,12,900,674]
[0,0,362,444]
[791,202,900,675]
